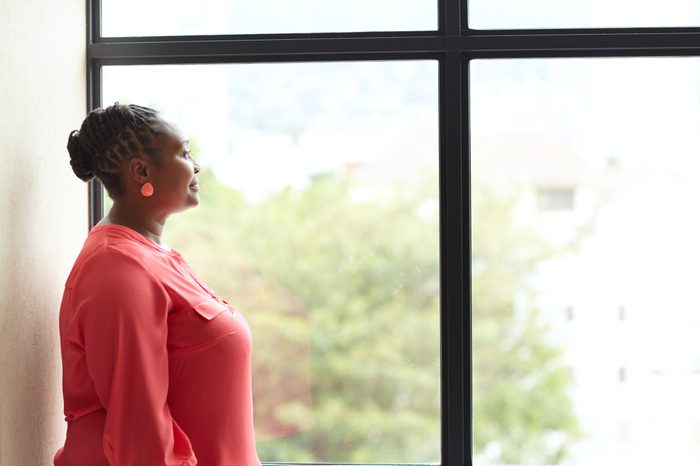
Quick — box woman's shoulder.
[89,229,156,264]
[66,235,160,290]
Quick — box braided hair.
[67,103,165,197]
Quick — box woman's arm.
[78,249,197,466]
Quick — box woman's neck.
[98,202,168,247]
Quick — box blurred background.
[102,61,442,463]
[100,0,700,460]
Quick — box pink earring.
[140,182,154,197]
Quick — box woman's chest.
[158,258,251,352]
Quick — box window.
[89,1,700,465]
[102,61,440,462]
[471,57,700,465]
[468,0,700,29]
[101,0,437,35]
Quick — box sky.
[101,0,700,34]
[103,61,439,201]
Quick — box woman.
[54,103,261,466]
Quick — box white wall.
[0,0,87,464]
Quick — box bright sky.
[101,0,436,36]
[103,61,438,201]
[101,0,700,34]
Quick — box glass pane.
[103,61,440,463]
[471,57,700,466]
[469,0,700,29]
[101,0,436,36]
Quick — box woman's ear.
[126,156,150,184]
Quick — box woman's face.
[147,123,201,214]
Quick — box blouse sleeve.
[78,250,197,466]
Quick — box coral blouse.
[54,223,261,466]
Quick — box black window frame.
[86,1,700,465]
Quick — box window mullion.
[440,50,467,466]
[463,28,700,58]
[442,0,462,36]
[88,0,101,44]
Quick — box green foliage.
[161,171,578,465]
[166,170,440,463]
[472,184,579,465]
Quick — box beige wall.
[0,0,87,464]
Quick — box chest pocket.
[192,299,232,320]
[168,298,239,350]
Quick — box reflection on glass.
[103,61,440,463]
[101,0,436,36]
[469,0,700,29]
[471,57,700,466]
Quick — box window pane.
[103,61,440,463]
[471,57,700,466]
[101,0,436,36]
[469,0,700,29]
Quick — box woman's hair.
[67,103,165,197]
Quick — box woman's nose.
[193,160,201,173]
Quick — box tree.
[471,184,579,465]
[164,170,577,465]
[166,169,441,462]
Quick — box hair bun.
[67,130,95,182]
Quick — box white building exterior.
[473,134,700,465]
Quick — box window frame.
[86,1,700,465]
